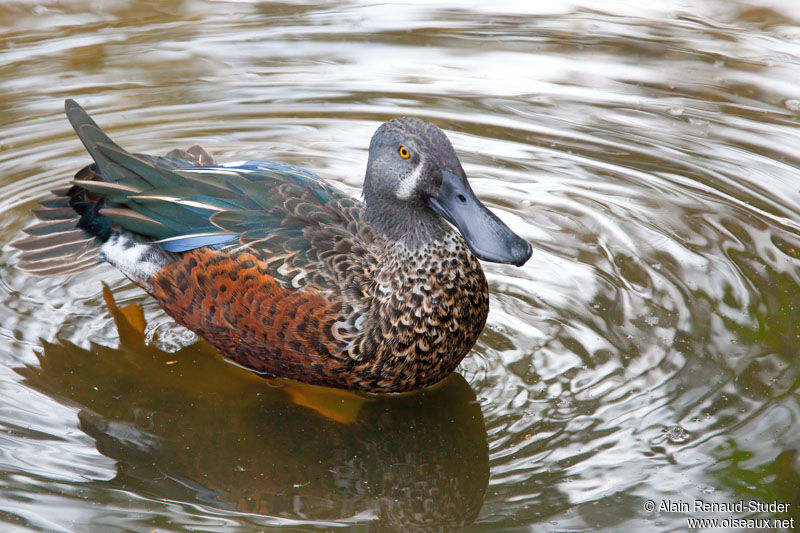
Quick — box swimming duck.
[14,100,531,392]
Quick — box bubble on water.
[663,425,690,443]
[784,99,800,111]
[150,323,198,353]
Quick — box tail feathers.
[14,100,222,277]
[12,186,100,276]
[65,99,196,194]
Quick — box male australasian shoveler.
[14,100,531,393]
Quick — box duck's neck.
[364,195,451,249]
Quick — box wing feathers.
[59,100,369,263]
[72,179,142,198]
[98,208,172,239]
[155,232,238,252]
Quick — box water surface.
[1,1,800,531]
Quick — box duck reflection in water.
[18,287,489,532]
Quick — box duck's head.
[363,117,532,267]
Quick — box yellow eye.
[398,145,410,159]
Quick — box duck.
[14,100,531,393]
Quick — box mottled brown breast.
[344,233,489,392]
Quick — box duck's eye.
[398,145,411,159]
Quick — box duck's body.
[148,230,487,392]
[14,100,530,392]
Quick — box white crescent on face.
[394,159,425,200]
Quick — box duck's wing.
[29,100,376,293]
[198,160,377,293]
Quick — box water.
[1,1,799,531]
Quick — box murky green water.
[1,1,800,531]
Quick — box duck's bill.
[428,171,532,266]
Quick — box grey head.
[363,117,532,266]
